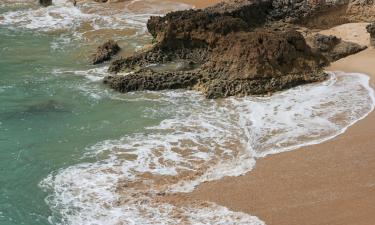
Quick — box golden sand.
[187,24,375,225]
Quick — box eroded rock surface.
[307,33,367,62]
[91,40,120,65]
[104,0,370,98]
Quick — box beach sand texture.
[188,24,375,225]
[65,1,375,223]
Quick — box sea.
[0,1,374,225]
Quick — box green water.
[0,25,163,225]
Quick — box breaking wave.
[0,0,190,33]
[40,72,374,224]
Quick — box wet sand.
[188,24,375,225]
[172,0,223,8]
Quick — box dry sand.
[186,23,375,225]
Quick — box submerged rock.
[91,40,121,65]
[25,100,68,114]
[39,0,52,7]
[307,33,367,62]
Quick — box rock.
[309,34,341,52]
[91,40,121,65]
[195,30,328,98]
[329,41,367,60]
[366,22,375,46]
[106,0,375,98]
[105,27,328,98]
[307,33,367,62]
[347,0,375,22]
[39,0,52,7]
[103,69,201,92]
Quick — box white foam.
[53,66,109,82]
[0,0,89,32]
[245,72,375,158]
[40,72,375,224]
[0,0,191,35]
[0,85,13,93]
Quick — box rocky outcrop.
[39,0,52,7]
[347,0,375,22]
[307,33,367,61]
[104,69,200,93]
[91,40,120,65]
[103,0,371,98]
[194,30,327,98]
[106,24,327,98]
[270,0,375,26]
[366,22,375,46]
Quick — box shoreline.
[173,0,223,8]
[186,34,375,224]
[0,0,375,225]
[75,1,375,224]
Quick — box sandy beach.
[1,0,374,224]
[186,24,375,225]
[78,1,375,224]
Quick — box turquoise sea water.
[0,24,164,225]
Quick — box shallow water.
[0,25,163,225]
[0,1,374,225]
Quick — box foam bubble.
[0,0,88,32]
[40,72,374,224]
[0,0,191,36]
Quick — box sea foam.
[0,0,191,34]
[40,72,375,224]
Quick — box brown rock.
[91,40,121,65]
[307,33,367,62]
[105,28,327,98]
[107,0,375,98]
[103,69,200,93]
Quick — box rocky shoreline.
[90,0,373,98]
